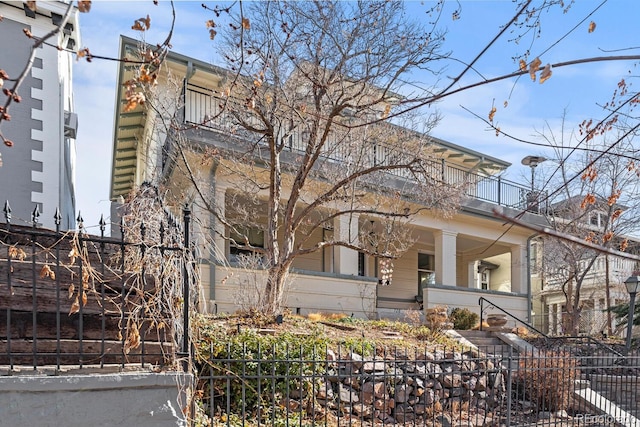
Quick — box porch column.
[556,303,563,335]
[510,244,528,294]
[212,184,227,263]
[434,230,457,286]
[334,214,359,275]
[467,260,477,289]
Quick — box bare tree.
[534,124,640,335]
[149,1,472,315]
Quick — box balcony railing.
[184,84,544,212]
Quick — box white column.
[468,261,478,289]
[334,214,359,275]
[212,185,227,264]
[510,244,528,294]
[434,230,457,286]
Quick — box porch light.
[624,275,640,355]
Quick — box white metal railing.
[184,84,538,210]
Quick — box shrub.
[449,307,478,330]
[514,350,579,412]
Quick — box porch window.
[418,253,435,297]
[229,226,264,263]
[480,271,490,290]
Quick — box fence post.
[181,204,191,370]
[506,346,513,426]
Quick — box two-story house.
[0,1,80,230]
[533,197,639,335]
[110,36,546,321]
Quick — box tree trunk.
[264,264,289,316]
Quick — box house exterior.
[110,36,546,321]
[531,199,639,336]
[0,1,79,230]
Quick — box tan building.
[110,36,545,321]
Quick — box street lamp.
[521,155,547,192]
[624,276,640,355]
[521,156,547,212]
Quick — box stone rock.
[325,349,336,362]
[362,361,386,373]
[279,398,301,412]
[556,409,570,419]
[464,376,477,390]
[394,383,414,403]
[374,397,394,411]
[362,381,387,400]
[475,375,487,391]
[316,380,334,400]
[420,388,436,406]
[345,352,364,370]
[352,403,373,418]
[343,375,361,390]
[441,373,463,388]
[338,384,359,403]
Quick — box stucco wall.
[0,371,192,427]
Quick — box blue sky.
[73,0,640,231]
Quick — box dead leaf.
[39,265,55,280]
[381,104,391,119]
[209,29,217,40]
[488,106,497,122]
[69,296,80,315]
[620,238,629,251]
[68,284,75,299]
[529,57,542,82]
[519,59,527,72]
[78,1,91,13]
[588,21,596,33]
[206,19,216,28]
[539,64,552,84]
[132,15,151,32]
[81,291,87,306]
[242,17,251,30]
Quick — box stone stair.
[451,330,520,369]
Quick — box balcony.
[183,84,543,212]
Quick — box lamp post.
[624,276,640,355]
[521,156,547,212]
[521,155,547,192]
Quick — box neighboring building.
[0,1,79,229]
[531,197,639,336]
[110,36,546,320]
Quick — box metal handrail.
[547,336,626,358]
[479,297,627,359]
[479,296,548,337]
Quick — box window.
[358,252,366,276]
[480,271,490,290]
[229,226,264,263]
[418,253,435,297]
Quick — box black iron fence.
[0,201,194,371]
[197,343,640,426]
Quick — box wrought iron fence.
[0,202,194,371]
[197,342,640,426]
